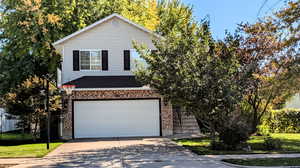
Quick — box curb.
[220,160,300,168]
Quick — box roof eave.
[53,13,162,46]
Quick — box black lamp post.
[41,77,50,150]
[46,79,50,150]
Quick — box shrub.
[213,110,251,150]
[260,109,300,133]
[210,140,229,150]
[263,136,282,150]
[257,124,270,136]
[218,125,250,150]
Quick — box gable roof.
[53,13,160,46]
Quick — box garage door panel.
[74,99,160,138]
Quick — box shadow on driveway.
[29,138,231,168]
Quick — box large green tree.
[155,0,194,36]
[238,0,300,134]
[134,18,256,146]
[134,0,300,148]
[0,0,65,95]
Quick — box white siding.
[57,17,156,84]
[0,108,18,133]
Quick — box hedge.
[259,108,300,133]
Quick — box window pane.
[91,65,101,70]
[90,51,101,70]
[80,51,90,70]
[132,49,147,70]
[80,65,90,70]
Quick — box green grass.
[0,133,63,158]
[0,142,63,158]
[175,133,300,155]
[0,133,33,141]
[223,157,300,166]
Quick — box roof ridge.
[53,13,160,46]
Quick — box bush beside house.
[259,109,300,134]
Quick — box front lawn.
[175,133,300,155]
[0,133,33,141]
[0,133,63,158]
[0,142,63,158]
[223,157,300,166]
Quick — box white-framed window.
[80,50,101,70]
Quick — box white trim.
[79,49,103,51]
[61,45,65,85]
[62,45,65,62]
[53,13,161,46]
[72,87,152,91]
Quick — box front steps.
[173,111,201,135]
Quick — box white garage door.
[74,99,160,138]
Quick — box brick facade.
[62,89,173,139]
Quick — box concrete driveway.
[13,138,232,168]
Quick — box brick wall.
[62,89,173,139]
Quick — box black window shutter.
[73,50,80,71]
[102,50,108,71]
[152,50,158,54]
[124,50,130,71]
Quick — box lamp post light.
[41,74,53,150]
[40,86,50,150]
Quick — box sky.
[182,0,287,39]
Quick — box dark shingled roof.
[63,76,143,88]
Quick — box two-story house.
[54,14,200,139]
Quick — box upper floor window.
[131,49,148,70]
[80,50,101,70]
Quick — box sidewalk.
[0,158,41,165]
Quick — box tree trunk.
[209,121,216,142]
[32,118,38,142]
[251,108,258,134]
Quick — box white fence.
[0,108,18,133]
